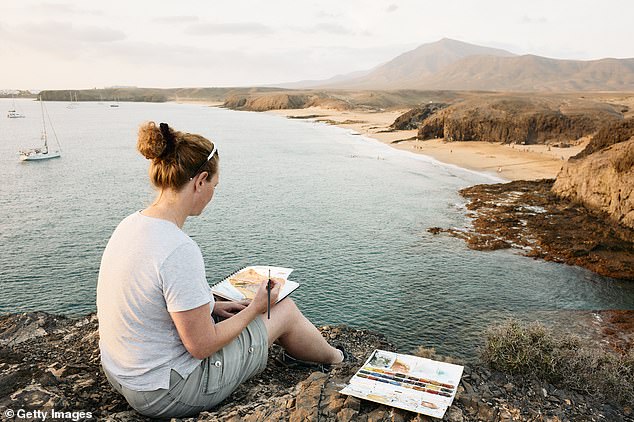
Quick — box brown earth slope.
[417,95,623,144]
[553,118,634,229]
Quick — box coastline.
[265,106,588,181]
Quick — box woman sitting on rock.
[96,122,346,418]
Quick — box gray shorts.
[103,316,268,418]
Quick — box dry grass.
[480,320,634,407]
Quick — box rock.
[335,407,358,422]
[223,93,352,112]
[498,408,513,421]
[0,312,66,346]
[417,96,621,144]
[443,406,464,422]
[390,103,448,131]
[553,137,634,230]
[10,384,66,409]
[461,380,474,395]
[446,179,634,280]
[457,394,478,414]
[476,402,496,420]
[1,311,632,421]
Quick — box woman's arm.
[212,300,249,319]
[170,279,281,359]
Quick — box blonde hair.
[136,121,218,190]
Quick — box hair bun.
[137,121,166,160]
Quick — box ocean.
[1,98,633,357]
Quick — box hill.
[296,38,634,92]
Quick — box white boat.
[19,97,62,161]
[7,110,25,118]
[7,96,25,118]
[66,91,77,109]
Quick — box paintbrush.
[267,268,271,319]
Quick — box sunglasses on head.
[189,144,218,181]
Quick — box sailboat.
[19,97,61,161]
[66,91,77,109]
[7,95,25,118]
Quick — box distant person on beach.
[96,122,347,418]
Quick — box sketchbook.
[340,349,463,419]
[211,266,298,303]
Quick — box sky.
[1,0,633,90]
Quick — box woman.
[96,122,346,418]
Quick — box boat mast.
[40,96,48,153]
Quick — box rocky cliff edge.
[553,118,634,230]
[1,312,631,421]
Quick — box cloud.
[152,15,200,24]
[386,4,398,13]
[315,10,341,19]
[311,23,352,35]
[291,23,354,35]
[184,22,274,36]
[520,15,548,24]
[37,2,104,16]
[3,21,127,62]
[20,21,126,43]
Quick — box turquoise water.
[1,99,633,357]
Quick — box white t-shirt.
[97,211,214,391]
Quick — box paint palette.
[340,349,463,419]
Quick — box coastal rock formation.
[1,312,630,421]
[389,103,448,130]
[553,119,634,229]
[222,89,463,112]
[431,180,634,280]
[223,92,352,111]
[417,96,622,144]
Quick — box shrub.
[480,320,634,407]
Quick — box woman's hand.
[212,300,250,319]
[249,278,281,314]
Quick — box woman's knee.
[262,298,302,342]
[275,297,299,316]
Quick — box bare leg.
[260,298,342,364]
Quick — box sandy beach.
[266,106,587,181]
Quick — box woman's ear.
[193,172,208,190]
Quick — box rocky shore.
[430,179,634,280]
[1,312,633,421]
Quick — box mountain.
[421,54,634,91]
[321,38,516,89]
[295,38,634,92]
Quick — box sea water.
[1,99,633,357]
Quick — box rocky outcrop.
[1,312,632,421]
[572,117,634,159]
[431,180,634,280]
[223,93,352,111]
[553,138,634,229]
[417,96,622,144]
[552,118,634,230]
[390,103,448,130]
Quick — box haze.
[2,0,633,90]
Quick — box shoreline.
[265,106,588,181]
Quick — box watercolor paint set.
[340,349,463,419]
